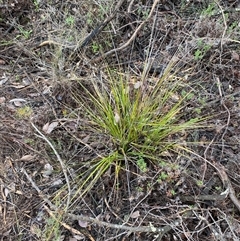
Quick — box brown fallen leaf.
[78,219,88,228]
[0,97,6,104]
[0,59,6,65]
[130,210,140,219]
[232,51,239,61]
[41,163,53,177]
[19,154,36,162]
[42,121,59,134]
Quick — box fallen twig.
[67,212,176,236]
[31,122,71,210]
[44,205,95,241]
[91,0,160,63]
[191,151,240,213]
[80,0,125,48]
[21,167,57,210]
[21,166,179,240]
[214,162,240,213]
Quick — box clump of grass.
[70,59,204,202]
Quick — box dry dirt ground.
[1,1,240,240]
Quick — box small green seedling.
[65,15,75,26]
[92,42,102,53]
[137,157,147,173]
[201,3,216,17]
[16,106,33,119]
[17,27,32,39]
[196,180,203,187]
[194,40,211,61]
[157,172,169,183]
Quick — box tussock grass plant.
[68,59,205,204]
